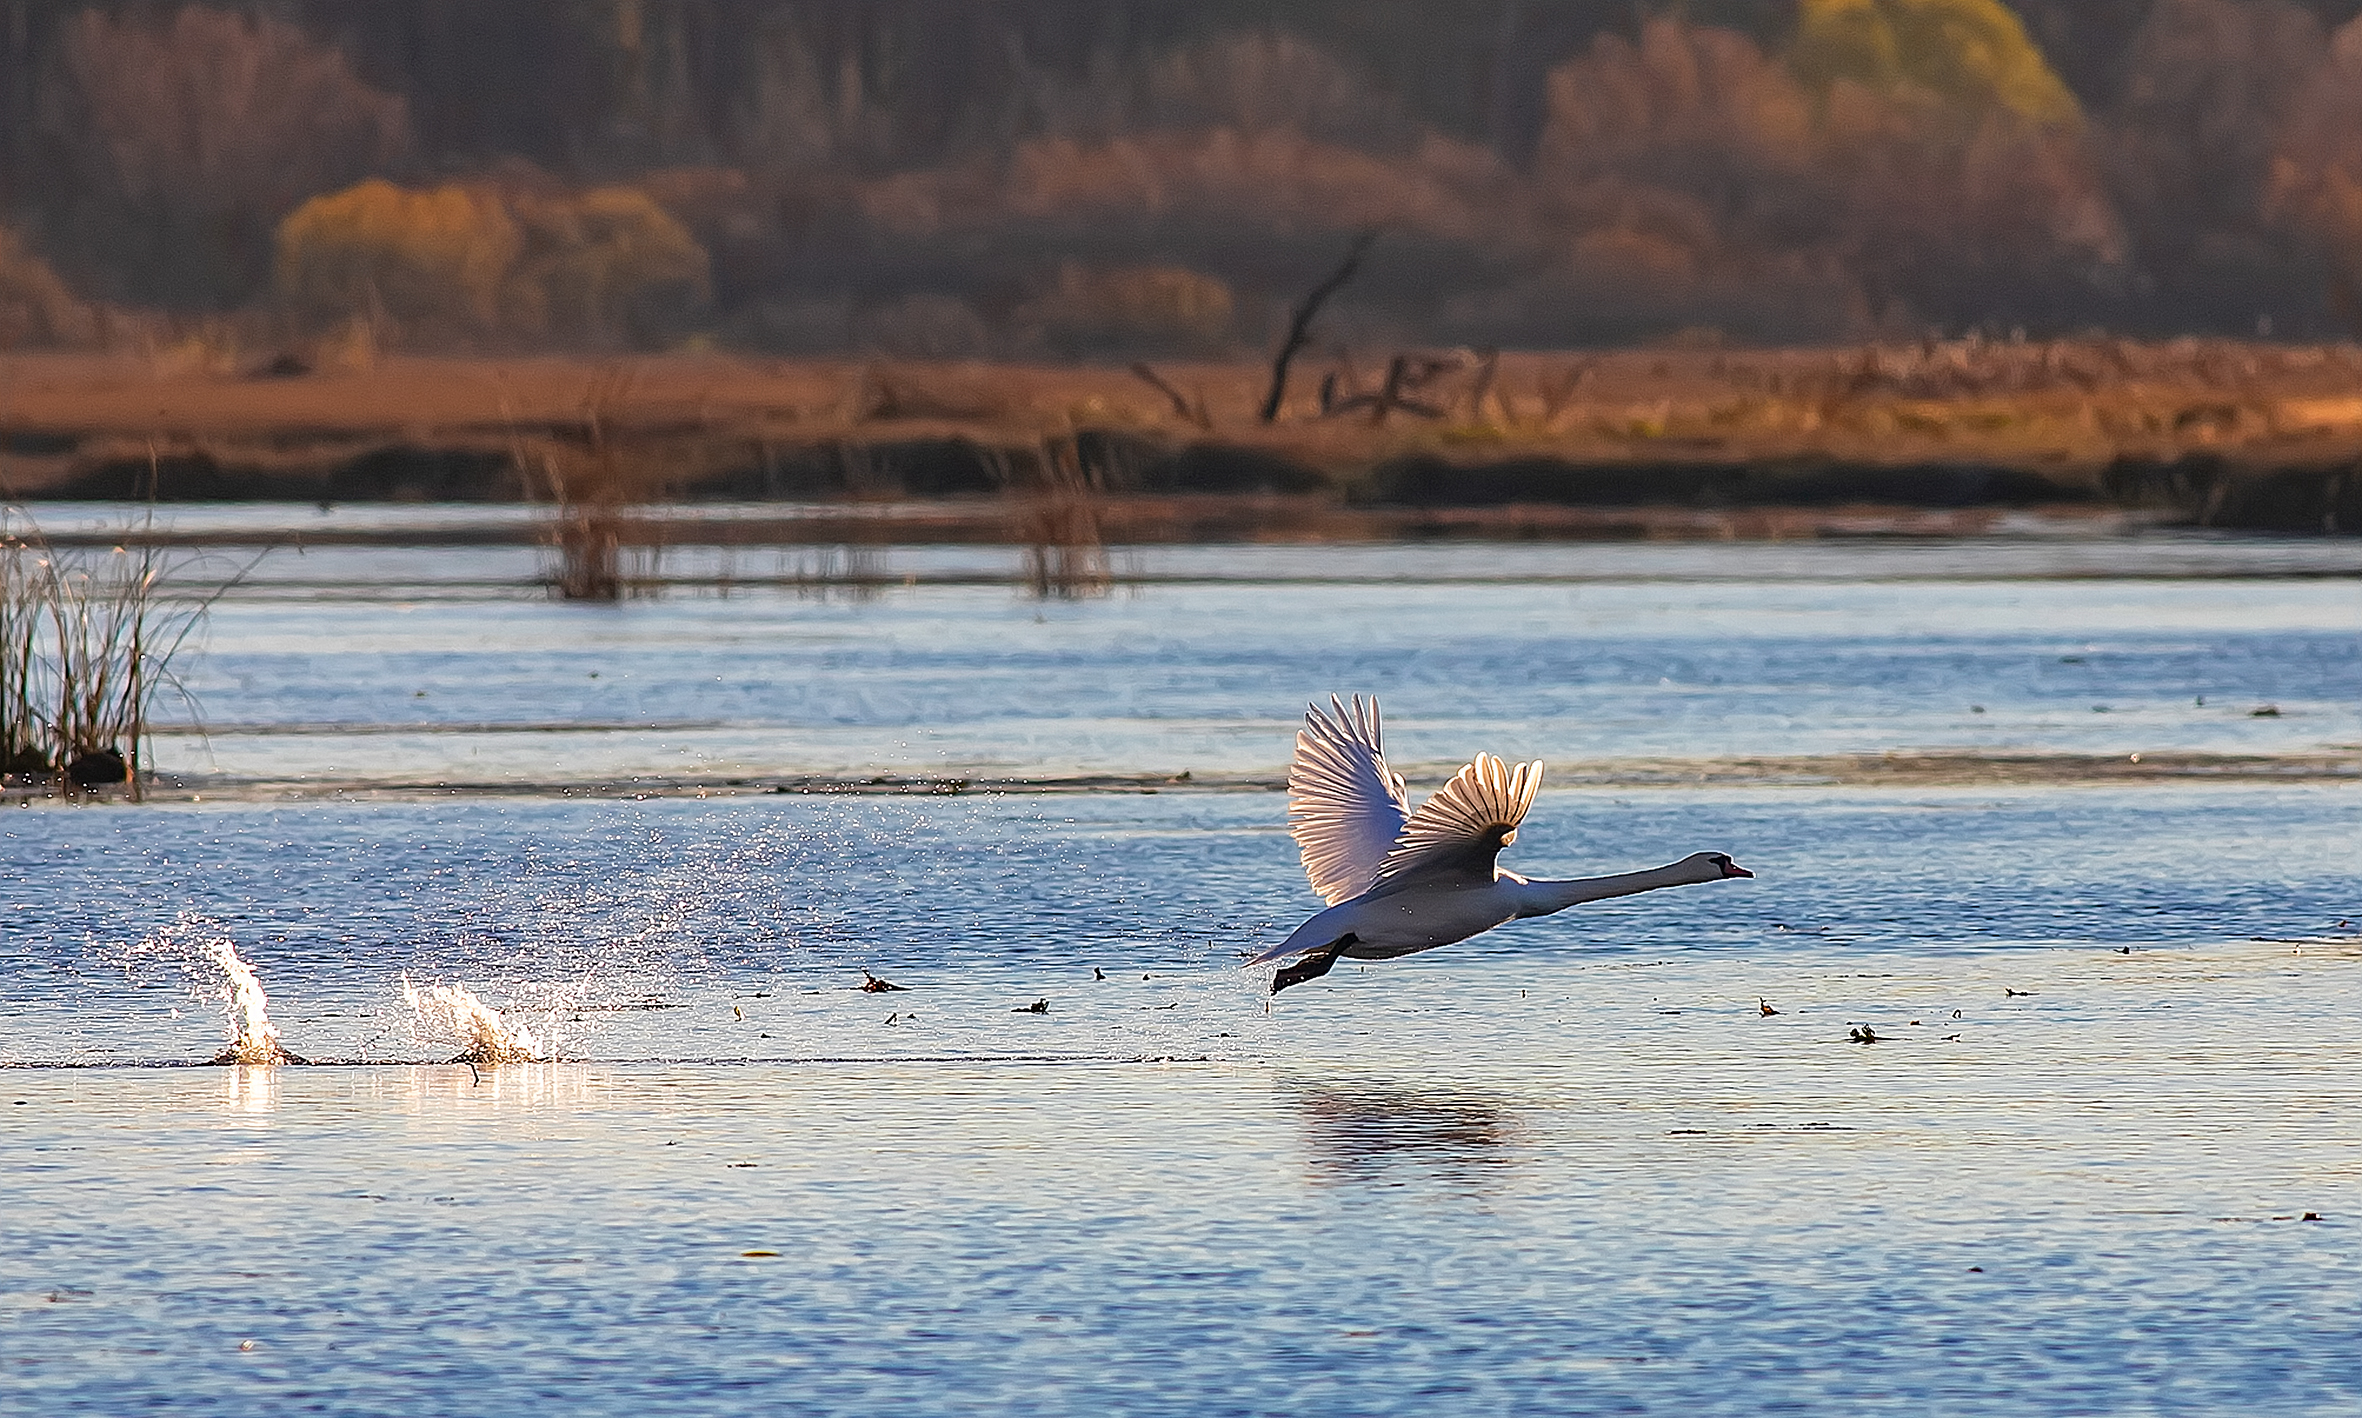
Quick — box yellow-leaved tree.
[276,178,709,347]
[275,180,520,334]
[1790,0,2081,127]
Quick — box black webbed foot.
[1271,935,1356,995]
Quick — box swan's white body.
[1251,696,1751,991]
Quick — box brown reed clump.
[517,368,678,601]
[1010,435,1112,599]
[0,506,233,800]
[534,443,627,602]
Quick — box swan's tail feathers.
[1373,753,1543,887]
[1288,694,1411,906]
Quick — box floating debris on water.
[1015,999,1049,1014]
[859,970,907,993]
[1849,1025,1880,1044]
[1759,998,1781,1016]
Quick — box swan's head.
[1685,851,1753,880]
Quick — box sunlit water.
[4,517,2358,1413]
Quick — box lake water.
[4,511,2359,1414]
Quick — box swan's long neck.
[1509,861,1712,918]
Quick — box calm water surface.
[4,520,2358,1414]
[106,524,2362,786]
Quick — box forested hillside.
[9,0,2362,352]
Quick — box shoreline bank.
[5,345,2359,535]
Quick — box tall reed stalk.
[0,525,46,776]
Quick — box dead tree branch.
[1320,349,1456,423]
[1260,230,1376,423]
[1465,348,1499,420]
[1128,362,1210,430]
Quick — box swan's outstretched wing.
[1369,753,1542,892]
[1288,695,1410,905]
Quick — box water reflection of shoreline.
[1284,1076,1523,1188]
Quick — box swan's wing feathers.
[1288,694,1410,905]
[1372,753,1543,889]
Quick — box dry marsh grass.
[505,366,696,600]
[1008,435,1113,599]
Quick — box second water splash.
[402,976,547,1064]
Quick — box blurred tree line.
[9,0,2362,350]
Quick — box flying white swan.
[1249,695,1753,993]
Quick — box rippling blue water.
[2,784,2356,1065]
[145,538,2362,784]
[4,526,2358,1415]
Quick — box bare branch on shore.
[1260,230,1375,424]
[1128,362,1210,430]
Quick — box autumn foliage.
[34,6,409,308]
[10,2,2362,349]
[276,178,710,348]
[1789,0,2083,127]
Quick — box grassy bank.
[4,340,2360,534]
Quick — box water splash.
[202,936,305,1065]
[403,976,546,1064]
[124,915,305,1064]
